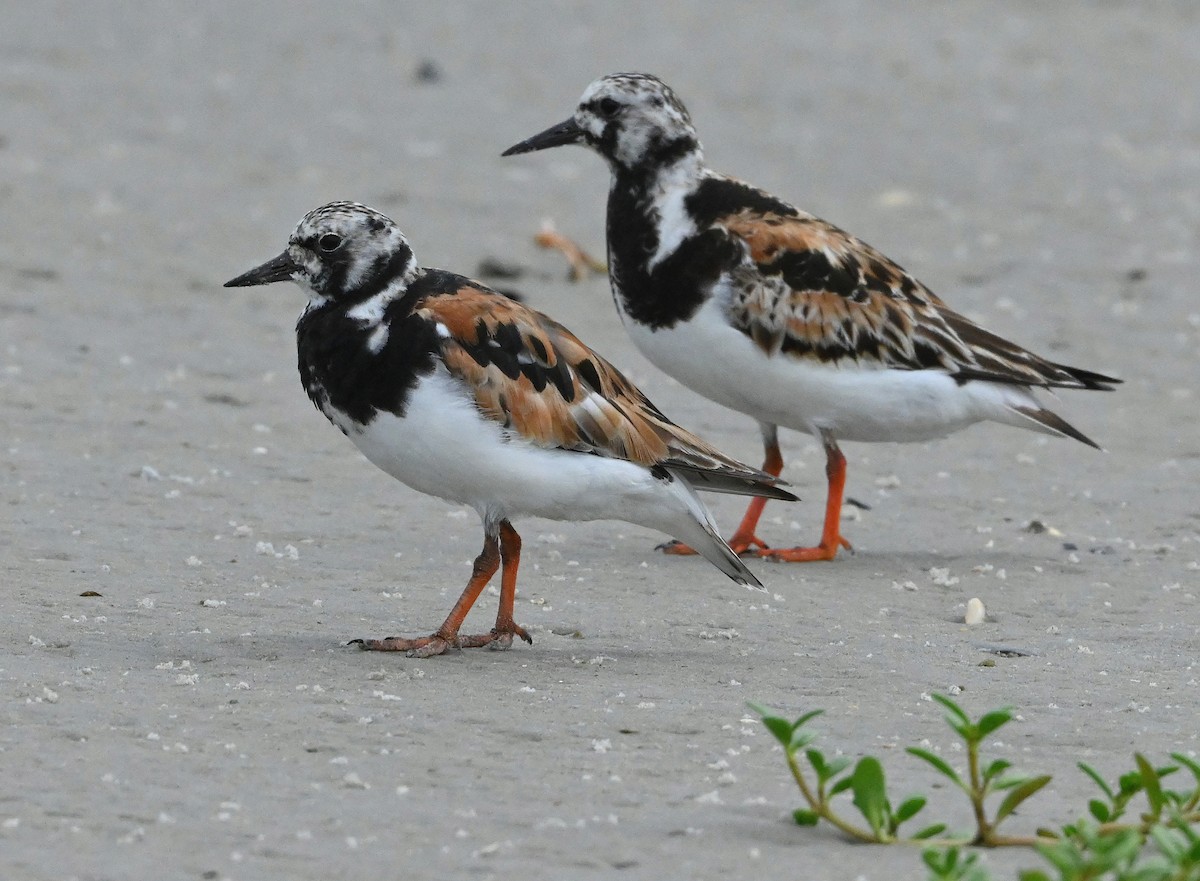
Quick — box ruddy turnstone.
[224,201,795,656]
[504,73,1120,562]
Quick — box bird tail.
[972,382,1108,450]
[1007,404,1103,450]
[665,464,798,501]
[661,468,763,589]
[1047,363,1121,392]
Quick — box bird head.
[503,73,701,173]
[224,201,417,308]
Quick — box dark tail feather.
[1011,405,1103,450]
[667,465,798,501]
[1052,363,1122,391]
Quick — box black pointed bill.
[501,117,584,156]
[224,251,299,288]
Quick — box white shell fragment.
[964,597,987,626]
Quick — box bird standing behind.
[504,73,1120,562]
[225,201,795,657]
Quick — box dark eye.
[318,233,342,252]
[596,97,620,118]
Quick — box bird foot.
[755,535,853,563]
[658,533,769,558]
[350,634,459,657]
[349,623,532,657]
[657,538,698,556]
[458,622,533,651]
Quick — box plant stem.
[1095,811,1200,837]
[966,737,994,844]
[784,751,879,843]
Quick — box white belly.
[620,297,991,443]
[326,368,687,527]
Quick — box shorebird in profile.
[504,73,1119,561]
[225,201,795,656]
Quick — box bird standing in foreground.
[504,73,1120,562]
[225,201,795,657]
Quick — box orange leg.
[758,430,853,563]
[354,531,502,657]
[723,429,784,554]
[661,423,782,557]
[459,521,531,650]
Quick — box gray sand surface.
[2,3,1198,879]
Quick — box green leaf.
[983,758,1013,782]
[1169,751,1200,785]
[1118,769,1145,796]
[829,776,854,797]
[992,773,1033,791]
[922,845,977,877]
[805,748,849,786]
[792,808,820,827]
[911,822,948,840]
[759,714,794,747]
[1034,840,1084,875]
[1087,798,1110,822]
[894,795,927,824]
[1017,872,1052,881]
[745,701,775,719]
[995,774,1052,823]
[907,747,965,789]
[921,847,951,873]
[825,756,852,779]
[790,730,816,751]
[1185,836,1200,861]
[792,709,825,730]
[931,693,974,739]
[849,756,890,838]
[1149,824,1185,860]
[976,708,1014,738]
[1087,827,1144,867]
[1077,762,1115,801]
[1136,753,1166,815]
[931,693,970,724]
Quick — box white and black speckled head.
[225,201,418,308]
[504,72,702,172]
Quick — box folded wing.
[420,288,794,500]
[715,195,1119,392]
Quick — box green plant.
[750,694,1200,880]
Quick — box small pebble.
[965,597,986,626]
[414,59,442,83]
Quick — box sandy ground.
[2,3,1198,879]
